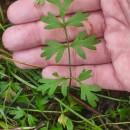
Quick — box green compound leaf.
[66,117,74,130]
[36,0,44,6]
[66,11,90,27]
[73,47,86,59]
[60,0,73,19]
[38,78,67,97]
[71,31,100,59]
[118,107,130,121]
[40,127,48,130]
[48,0,73,19]
[82,35,101,50]
[35,95,49,110]
[53,72,59,77]
[61,80,68,97]
[38,78,58,84]
[78,69,92,82]
[55,47,67,63]
[41,12,64,29]
[80,84,101,107]
[0,65,5,79]
[41,40,67,63]
[58,115,73,130]
[9,107,26,119]
[73,31,86,42]
[27,114,38,126]
[47,0,61,7]
[51,123,63,130]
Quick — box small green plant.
[39,0,101,108]
[1,1,130,130]
[36,0,44,6]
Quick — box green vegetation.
[40,0,101,108]
[0,0,130,129]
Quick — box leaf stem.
[8,68,37,89]
[97,94,129,102]
[0,104,61,114]
[0,55,42,68]
[0,49,12,57]
[62,18,72,87]
[99,121,130,127]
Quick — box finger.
[3,11,105,51]
[8,0,101,24]
[13,39,111,69]
[42,64,124,91]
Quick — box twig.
[0,49,12,57]
[0,55,43,68]
[69,93,99,115]
[69,93,109,130]
[0,127,35,130]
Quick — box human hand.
[2,0,130,92]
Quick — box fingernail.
[82,21,92,36]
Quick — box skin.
[2,0,130,91]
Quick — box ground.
[0,0,130,130]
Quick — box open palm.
[2,0,130,91]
